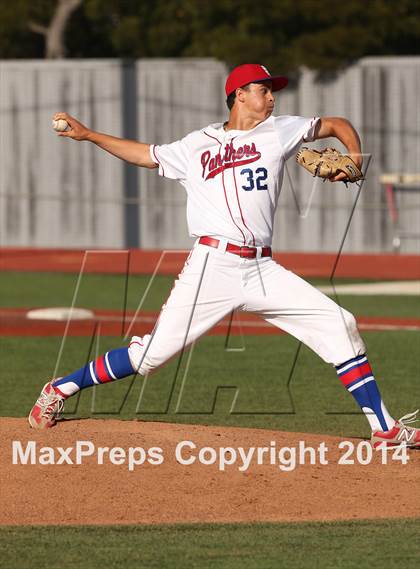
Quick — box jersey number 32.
[240,167,268,191]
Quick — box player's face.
[240,82,275,120]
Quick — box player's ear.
[236,87,247,103]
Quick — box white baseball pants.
[128,242,366,374]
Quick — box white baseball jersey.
[150,115,319,246]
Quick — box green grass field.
[1,270,419,568]
[1,271,419,317]
[0,519,419,569]
[2,332,419,438]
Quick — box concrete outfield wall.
[0,57,419,252]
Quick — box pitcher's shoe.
[371,410,420,448]
[28,380,65,429]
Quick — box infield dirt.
[1,418,419,526]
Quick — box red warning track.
[1,247,420,279]
[0,308,419,337]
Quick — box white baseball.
[52,119,70,132]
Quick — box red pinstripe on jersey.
[204,131,247,245]
[232,165,256,246]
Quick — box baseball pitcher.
[29,64,419,449]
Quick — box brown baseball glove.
[296,147,363,183]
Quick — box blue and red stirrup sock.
[52,348,396,434]
[52,347,134,398]
[336,354,395,432]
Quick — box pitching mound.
[1,418,419,526]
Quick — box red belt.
[198,236,272,259]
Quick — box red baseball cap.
[225,63,288,97]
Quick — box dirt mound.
[1,418,419,526]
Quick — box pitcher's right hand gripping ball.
[52,118,70,132]
[296,147,364,183]
[51,113,90,141]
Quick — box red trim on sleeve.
[152,145,165,177]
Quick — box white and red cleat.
[371,410,420,449]
[28,381,65,429]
